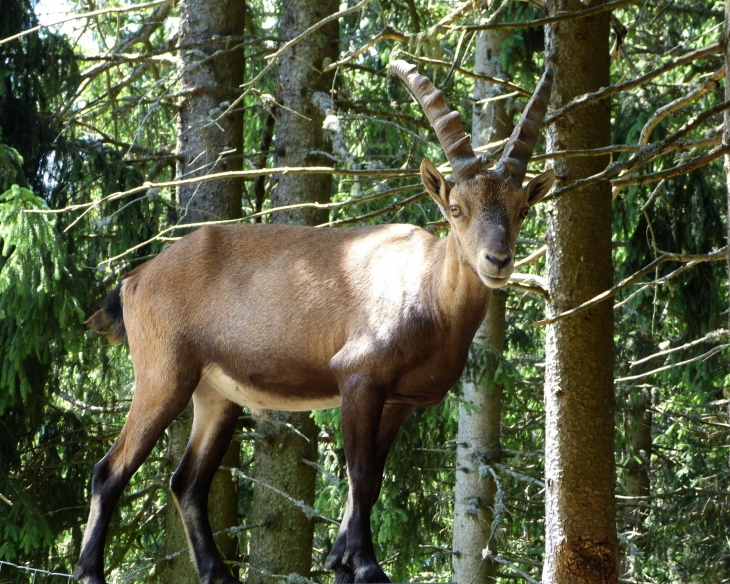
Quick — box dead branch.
[395,54,532,97]
[514,245,547,269]
[533,247,728,327]
[448,0,643,31]
[638,67,725,145]
[544,99,730,202]
[320,190,428,227]
[531,138,721,162]
[616,343,730,383]
[28,166,419,224]
[612,143,730,188]
[544,42,722,127]
[0,0,170,47]
[629,329,730,368]
[506,273,549,299]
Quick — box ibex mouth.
[478,272,511,289]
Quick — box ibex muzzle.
[74,61,553,584]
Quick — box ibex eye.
[521,207,530,219]
[450,205,461,216]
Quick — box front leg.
[326,376,389,583]
[327,386,413,583]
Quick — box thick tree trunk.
[542,1,618,583]
[248,413,319,584]
[452,28,512,584]
[176,0,244,223]
[158,0,245,581]
[247,1,338,582]
[268,0,339,225]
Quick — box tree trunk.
[471,30,512,150]
[452,28,512,584]
[159,410,196,584]
[453,289,507,584]
[158,0,245,580]
[176,0,244,223]
[542,1,618,583]
[619,389,651,578]
[268,0,339,225]
[248,413,319,584]
[247,1,338,582]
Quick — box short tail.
[86,281,127,343]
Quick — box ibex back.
[74,61,554,584]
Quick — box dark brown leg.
[169,383,242,584]
[74,366,197,584]
[326,398,413,584]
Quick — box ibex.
[74,61,554,584]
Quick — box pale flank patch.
[198,363,341,412]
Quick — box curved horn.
[389,60,481,183]
[494,67,554,184]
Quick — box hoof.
[73,564,106,584]
[326,536,347,570]
[201,575,242,584]
[354,563,390,583]
[334,566,355,584]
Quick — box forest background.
[0,0,729,583]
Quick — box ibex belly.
[198,363,342,414]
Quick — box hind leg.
[170,382,242,584]
[74,367,197,584]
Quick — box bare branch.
[507,273,549,299]
[395,54,532,97]
[544,42,722,126]
[616,344,730,383]
[534,247,728,327]
[544,99,730,202]
[629,329,730,368]
[613,143,730,188]
[638,67,725,145]
[448,0,643,31]
[0,0,171,47]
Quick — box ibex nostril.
[487,254,512,270]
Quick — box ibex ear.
[420,159,451,217]
[525,168,555,206]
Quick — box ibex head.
[389,61,554,288]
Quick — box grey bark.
[452,290,507,584]
[471,30,512,150]
[158,0,245,581]
[452,28,512,584]
[619,389,651,578]
[248,414,319,584]
[247,0,338,582]
[542,1,618,583]
[176,0,244,223]
[268,0,339,226]
[158,410,197,584]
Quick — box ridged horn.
[389,60,481,183]
[494,67,554,184]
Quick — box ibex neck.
[428,232,491,329]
